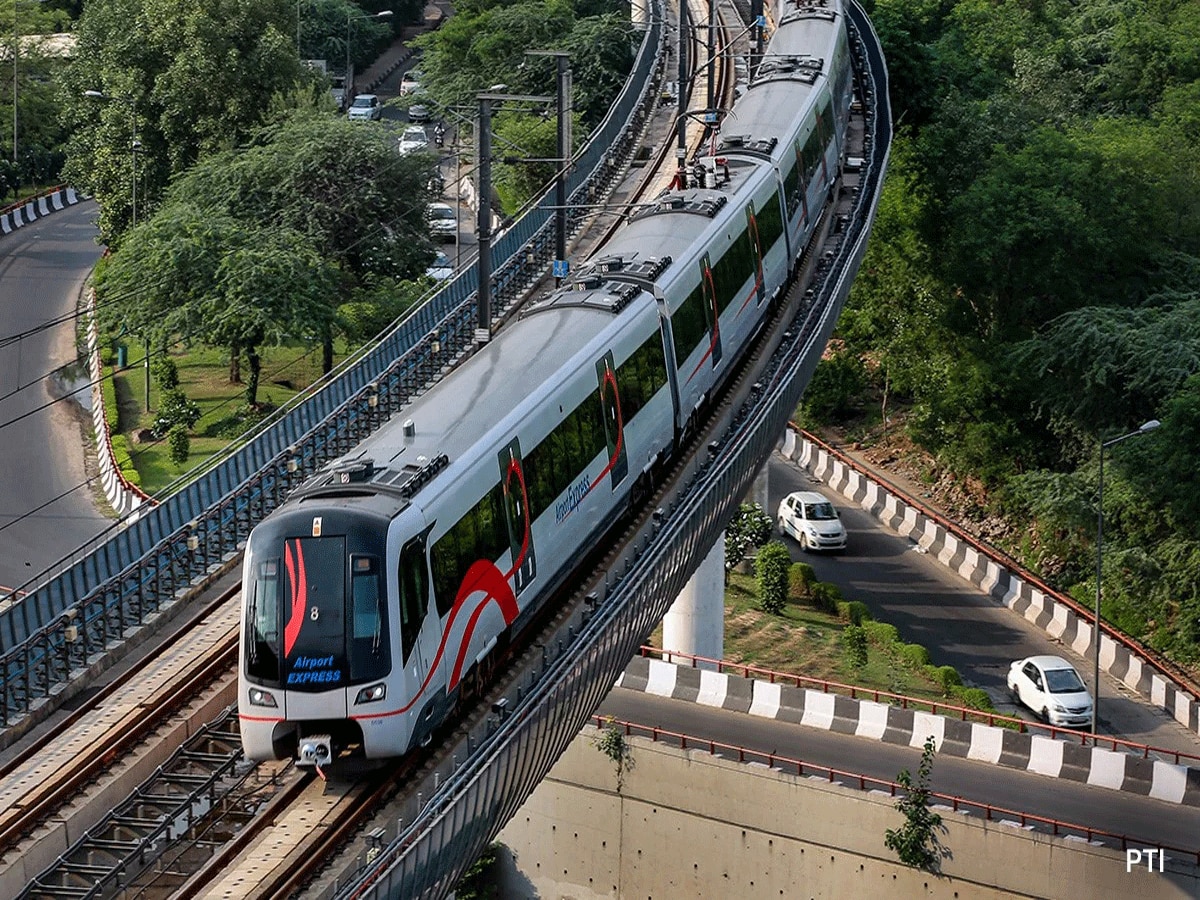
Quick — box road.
[0,202,109,594]
[763,453,1200,758]
[598,688,1200,856]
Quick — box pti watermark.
[1125,848,1166,873]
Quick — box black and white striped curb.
[780,429,1200,740]
[617,656,1200,805]
[0,187,82,235]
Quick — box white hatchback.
[1007,655,1094,728]
[347,94,382,121]
[776,490,846,551]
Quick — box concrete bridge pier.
[662,534,724,670]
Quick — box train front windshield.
[245,535,389,689]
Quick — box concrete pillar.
[662,534,724,670]
[630,0,649,29]
[751,463,769,513]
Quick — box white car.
[1007,655,1094,728]
[398,126,430,156]
[400,68,423,96]
[776,490,846,551]
[427,202,457,242]
[347,94,382,121]
[425,251,453,281]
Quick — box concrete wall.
[496,728,1199,899]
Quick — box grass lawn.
[650,572,951,704]
[109,339,336,494]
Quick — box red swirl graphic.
[283,540,307,657]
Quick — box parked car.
[776,490,846,551]
[1007,655,1094,728]
[398,126,430,155]
[347,94,382,121]
[425,250,453,281]
[427,202,457,242]
[400,68,423,96]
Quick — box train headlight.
[248,687,277,708]
[355,683,387,704]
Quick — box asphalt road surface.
[762,453,1200,759]
[0,202,109,594]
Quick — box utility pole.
[676,6,688,189]
[527,50,572,285]
[476,96,493,342]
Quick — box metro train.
[239,0,856,766]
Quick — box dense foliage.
[811,0,1200,666]
[95,112,438,404]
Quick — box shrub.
[109,434,141,487]
[788,562,816,598]
[809,581,843,615]
[152,356,179,391]
[863,621,899,646]
[933,665,962,696]
[884,736,942,871]
[837,600,851,621]
[755,541,792,615]
[951,686,995,712]
[847,600,871,625]
[900,643,931,668]
[842,624,868,668]
[167,424,190,465]
[153,389,201,437]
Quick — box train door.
[596,351,629,489]
[746,205,766,306]
[498,437,536,596]
[699,252,722,368]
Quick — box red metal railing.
[637,645,1200,766]
[590,714,1200,864]
[0,184,68,216]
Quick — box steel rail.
[0,590,239,855]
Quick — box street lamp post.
[1093,418,1160,734]
[346,10,393,94]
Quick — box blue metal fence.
[0,6,667,725]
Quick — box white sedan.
[1007,655,1094,728]
[776,490,846,551]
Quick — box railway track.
[0,585,241,897]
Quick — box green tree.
[884,736,943,872]
[755,541,791,615]
[724,502,773,573]
[60,0,320,244]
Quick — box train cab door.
[397,533,432,685]
[280,533,349,720]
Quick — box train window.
[783,146,802,221]
[350,555,389,680]
[670,283,708,364]
[618,331,668,422]
[246,558,281,683]
[521,387,608,523]
[754,191,785,256]
[397,538,428,662]
[711,228,754,313]
[802,127,822,181]
[430,484,512,618]
[817,96,834,149]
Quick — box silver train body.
[239,0,854,766]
